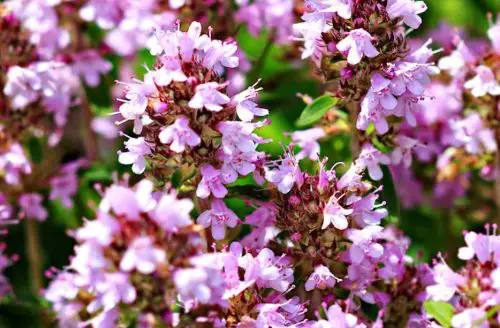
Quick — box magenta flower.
[336,29,379,65]
[314,304,362,328]
[197,199,239,240]
[264,152,303,194]
[202,40,239,70]
[76,214,119,247]
[289,127,326,160]
[120,236,166,274]
[346,226,385,264]
[49,159,87,208]
[464,65,500,97]
[391,135,419,168]
[159,116,201,153]
[83,308,119,328]
[88,272,136,312]
[71,50,112,87]
[100,180,155,220]
[322,194,353,230]
[188,82,230,112]
[231,85,269,121]
[117,94,148,134]
[387,0,427,29]
[118,136,151,174]
[0,143,32,185]
[196,165,228,199]
[19,193,47,221]
[426,262,464,302]
[151,191,194,232]
[351,191,388,227]
[218,120,269,156]
[3,66,41,109]
[457,231,500,263]
[451,309,489,328]
[305,265,339,291]
[356,143,391,180]
[152,57,187,87]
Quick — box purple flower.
[152,57,187,86]
[488,16,500,53]
[91,117,119,139]
[202,40,239,70]
[100,180,155,219]
[438,41,476,78]
[346,226,385,264]
[49,159,87,208]
[464,65,500,97]
[19,193,47,221]
[0,143,32,185]
[231,84,269,121]
[239,248,293,292]
[387,0,427,29]
[0,193,12,222]
[83,308,119,328]
[451,308,488,328]
[313,304,362,328]
[196,165,229,199]
[76,214,119,247]
[120,236,166,274]
[118,136,152,174]
[71,50,112,87]
[219,150,263,183]
[305,265,339,291]
[117,94,148,134]
[3,66,41,109]
[289,127,325,160]
[218,120,269,156]
[391,135,418,167]
[264,152,303,194]
[197,199,239,240]
[351,190,388,226]
[151,191,194,232]
[159,116,201,153]
[447,113,497,155]
[457,231,500,264]
[188,82,230,112]
[426,262,464,302]
[356,143,391,181]
[322,194,353,230]
[336,29,379,65]
[79,0,122,29]
[174,266,225,307]
[88,272,136,312]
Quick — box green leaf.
[296,95,339,127]
[26,137,43,164]
[424,300,455,327]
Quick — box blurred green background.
[1,0,500,326]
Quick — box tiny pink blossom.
[197,199,239,240]
[196,164,228,199]
[118,136,151,174]
[322,194,353,230]
[464,65,500,97]
[19,193,47,221]
[188,82,230,112]
[387,0,427,29]
[336,29,379,65]
[305,265,339,291]
[159,116,201,153]
[120,236,166,274]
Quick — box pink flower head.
[118,136,152,174]
[387,0,427,29]
[197,199,239,240]
[451,308,489,328]
[196,165,229,199]
[426,262,465,302]
[356,143,391,181]
[488,14,500,53]
[315,304,361,328]
[218,120,269,156]
[71,50,112,87]
[117,94,148,134]
[49,159,87,208]
[264,152,303,194]
[391,135,419,167]
[19,193,47,221]
[159,116,201,153]
[305,265,339,291]
[88,272,136,312]
[3,65,41,109]
[0,143,32,185]
[151,191,194,232]
[231,84,269,121]
[152,57,187,87]
[100,180,155,220]
[202,40,239,70]
[458,229,500,264]
[289,127,326,160]
[188,82,230,112]
[322,194,353,230]
[351,190,388,227]
[464,65,500,98]
[76,214,120,247]
[346,226,385,264]
[120,236,166,274]
[336,29,379,65]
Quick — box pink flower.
[49,159,87,208]
[19,193,47,221]
[83,308,119,328]
[0,143,32,185]
[202,40,239,70]
[322,194,353,230]
[314,304,361,328]
[3,66,41,109]
[120,236,166,274]
[118,136,151,174]
[356,143,391,181]
[264,152,303,194]
[188,82,230,112]
[196,165,229,199]
[464,65,500,97]
[391,135,419,168]
[197,199,239,240]
[151,191,194,232]
[457,230,500,264]
[426,262,464,302]
[76,214,119,247]
[100,180,155,220]
[88,272,136,312]
[231,85,269,121]
[71,50,112,87]
[346,226,385,264]
[289,127,325,160]
[387,0,427,29]
[117,94,148,134]
[151,57,187,86]
[351,190,388,227]
[336,29,379,65]
[218,120,269,156]
[305,265,339,291]
[451,308,489,328]
[159,116,201,153]
[488,15,500,53]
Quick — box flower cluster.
[426,225,500,327]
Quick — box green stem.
[24,220,43,294]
